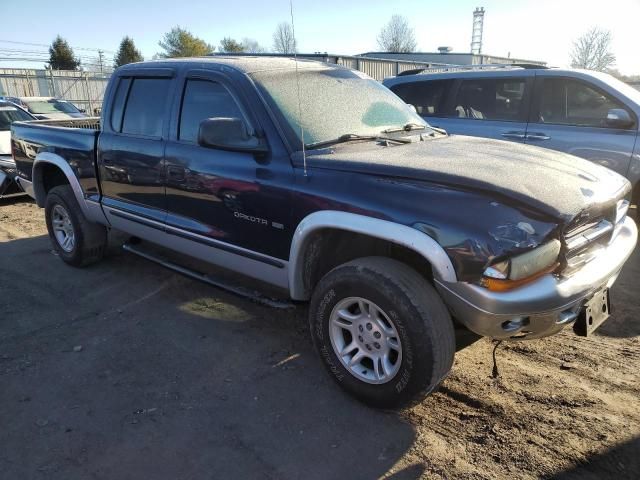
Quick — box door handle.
[526,133,551,141]
[501,131,526,139]
[167,165,186,181]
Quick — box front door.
[526,76,637,178]
[163,71,293,263]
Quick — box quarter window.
[120,78,171,137]
[537,78,631,128]
[179,79,244,143]
[390,80,453,116]
[453,78,527,121]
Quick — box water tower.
[471,7,485,55]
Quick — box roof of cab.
[119,56,339,74]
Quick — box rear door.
[526,76,637,177]
[392,75,533,143]
[443,76,532,142]
[97,69,175,223]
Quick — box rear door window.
[178,79,245,143]
[389,80,453,116]
[453,78,527,121]
[120,78,171,137]
[536,78,633,128]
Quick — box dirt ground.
[1,197,639,480]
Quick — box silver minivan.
[384,66,640,207]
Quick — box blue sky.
[2,0,639,74]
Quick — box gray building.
[359,51,547,67]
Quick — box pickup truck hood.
[0,131,10,155]
[300,135,630,222]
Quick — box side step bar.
[122,243,295,310]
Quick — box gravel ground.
[1,197,638,480]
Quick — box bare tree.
[272,22,296,54]
[242,38,266,54]
[377,15,417,53]
[570,27,616,72]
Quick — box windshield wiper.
[306,133,411,149]
[381,123,427,134]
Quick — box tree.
[48,36,80,70]
[272,22,296,54]
[242,38,266,54]
[114,36,143,68]
[570,28,616,72]
[376,15,417,53]
[158,26,214,58]
[219,37,245,53]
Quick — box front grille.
[562,200,628,275]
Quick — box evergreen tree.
[114,36,144,68]
[158,27,214,57]
[48,36,80,70]
[219,37,245,53]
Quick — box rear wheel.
[45,185,107,267]
[309,256,455,408]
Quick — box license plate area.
[574,288,610,337]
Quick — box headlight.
[481,239,561,292]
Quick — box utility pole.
[97,50,104,73]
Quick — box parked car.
[11,58,637,407]
[0,100,35,197]
[2,96,87,120]
[384,66,640,207]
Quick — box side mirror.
[406,104,417,114]
[606,108,634,129]
[78,108,87,114]
[198,117,268,154]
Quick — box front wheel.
[309,257,455,408]
[45,185,107,267]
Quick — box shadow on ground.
[551,436,640,479]
[0,234,419,479]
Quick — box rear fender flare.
[33,152,93,218]
[288,210,457,300]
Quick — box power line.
[0,39,116,54]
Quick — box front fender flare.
[288,210,457,300]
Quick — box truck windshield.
[24,99,81,115]
[0,105,33,130]
[251,67,429,149]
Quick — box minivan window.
[0,105,33,130]
[453,78,527,121]
[121,78,171,137]
[179,79,244,143]
[537,78,631,128]
[390,80,453,116]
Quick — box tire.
[45,185,107,267]
[309,256,455,408]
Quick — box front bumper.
[436,216,638,340]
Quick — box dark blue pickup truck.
[11,57,638,407]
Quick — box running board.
[122,243,295,310]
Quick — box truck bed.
[11,118,102,200]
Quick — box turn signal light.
[481,263,559,292]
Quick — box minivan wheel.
[45,185,107,267]
[309,257,455,408]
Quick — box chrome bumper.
[436,216,638,340]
